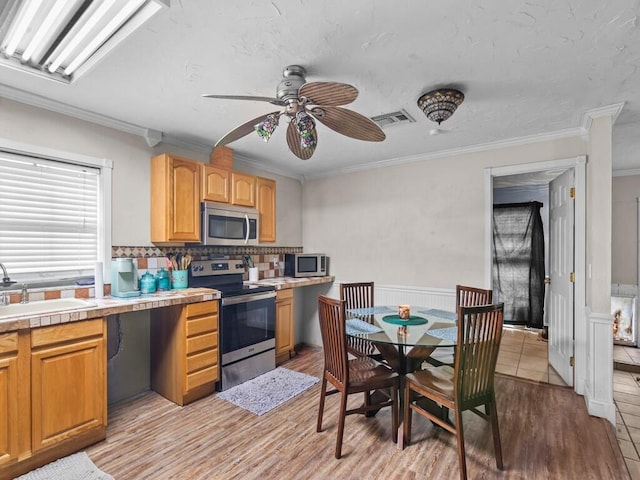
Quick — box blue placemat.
[427,327,458,341]
[419,308,457,321]
[347,306,395,316]
[345,318,383,336]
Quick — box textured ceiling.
[0,0,639,178]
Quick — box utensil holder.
[171,269,188,289]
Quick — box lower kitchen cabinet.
[0,332,19,467]
[30,319,107,452]
[151,300,219,406]
[275,289,294,365]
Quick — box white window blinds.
[0,151,100,281]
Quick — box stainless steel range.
[189,258,276,391]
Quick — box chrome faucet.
[0,262,16,287]
[20,284,28,304]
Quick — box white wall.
[612,174,640,285]
[302,137,585,289]
[0,98,303,247]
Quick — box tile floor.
[496,326,567,386]
[614,344,640,479]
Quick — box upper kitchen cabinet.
[256,176,276,243]
[201,164,230,204]
[231,172,256,207]
[151,154,201,243]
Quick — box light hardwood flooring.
[85,346,628,480]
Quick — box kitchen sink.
[0,298,98,317]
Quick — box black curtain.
[492,202,545,328]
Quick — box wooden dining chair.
[340,282,382,360]
[427,285,494,367]
[402,302,504,480]
[316,295,399,459]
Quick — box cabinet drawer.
[186,316,217,337]
[186,365,218,391]
[186,332,218,355]
[186,301,218,318]
[187,349,218,373]
[276,288,293,301]
[0,332,18,354]
[32,319,104,348]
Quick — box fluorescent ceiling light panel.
[0,0,168,83]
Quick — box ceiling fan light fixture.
[295,110,317,150]
[254,113,279,142]
[417,88,464,125]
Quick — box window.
[0,141,112,284]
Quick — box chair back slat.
[454,303,504,409]
[456,285,492,308]
[340,282,376,357]
[318,295,349,386]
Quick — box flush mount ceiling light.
[417,88,464,125]
[0,0,168,83]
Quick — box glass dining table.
[345,305,458,445]
[345,305,458,374]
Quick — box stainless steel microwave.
[201,203,258,246]
[284,253,328,277]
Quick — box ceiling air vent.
[371,109,416,128]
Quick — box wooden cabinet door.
[0,333,19,466]
[30,320,106,452]
[256,176,276,243]
[201,164,230,203]
[231,172,256,207]
[151,154,201,243]
[275,289,294,364]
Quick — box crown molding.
[581,102,625,132]
[0,83,216,154]
[303,126,585,180]
[613,167,640,177]
[233,152,304,181]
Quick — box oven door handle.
[222,291,276,306]
[244,214,250,244]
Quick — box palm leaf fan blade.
[286,121,316,160]
[309,106,386,142]
[299,82,359,106]
[215,111,281,147]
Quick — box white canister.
[248,267,259,282]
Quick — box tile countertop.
[0,287,220,333]
[245,275,334,289]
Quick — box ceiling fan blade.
[202,94,286,106]
[215,111,281,147]
[299,82,358,106]
[286,121,316,160]
[309,106,386,142]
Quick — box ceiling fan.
[203,65,386,160]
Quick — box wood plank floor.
[86,346,629,479]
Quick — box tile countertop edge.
[0,287,221,333]
[246,275,335,290]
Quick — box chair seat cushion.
[348,357,398,390]
[406,365,455,399]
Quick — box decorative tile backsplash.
[112,245,302,281]
[3,246,302,305]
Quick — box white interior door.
[549,168,575,386]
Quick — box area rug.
[217,367,319,416]
[15,452,113,480]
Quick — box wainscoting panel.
[375,285,456,311]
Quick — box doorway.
[485,156,586,392]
